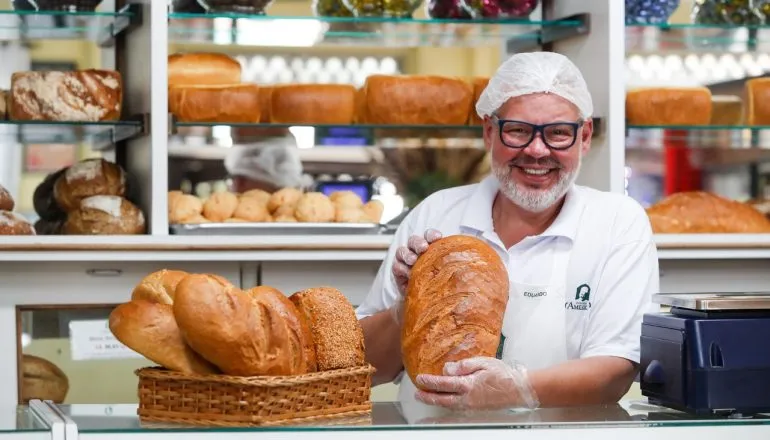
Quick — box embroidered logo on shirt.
[565,283,592,311]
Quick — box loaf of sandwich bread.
[10,70,123,122]
[710,95,743,126]
[745,78,770,125]
[270,84,356,124]
[168,84,261,123]
[647,191,770,233]
[401,235,509,388]
[468,77,489,125]
[168,52,242,87]
[360,75,474,125]
[626,87,712,126]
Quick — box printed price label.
[69,320,143,361]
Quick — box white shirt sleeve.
[579,212,660,364]
[355,211,418,320]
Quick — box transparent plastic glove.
[413,357,539,411]
[388,228,443,325]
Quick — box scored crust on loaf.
[0,183,13,211]
[131,269,190,305]
[401,235,509,386]
[289,287,365,371]
[21,354,69,403]
[0,210,35,235]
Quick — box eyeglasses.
[491,116,582,151]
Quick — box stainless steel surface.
[170,222,384,236]
[654,293,770,311]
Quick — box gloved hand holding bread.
[109,269,366,377]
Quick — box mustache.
[508,156,563,169]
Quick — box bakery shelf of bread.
[109,269,374,427]
[0,4,139,44]
[168,188,386,235]
[626,22,770,55]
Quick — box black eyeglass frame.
[491,115,584,151]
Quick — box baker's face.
[483,93,592,213]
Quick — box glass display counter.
[9,400,770,440]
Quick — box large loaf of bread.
[10,70,123,122]
[360,75,474,125]
[21,355,69,403]
[269,84,356,124]
[468,77,489,125]
[168,52,242,87]
[745,78,770,125]
[168,84,261,123]
[647,191,770,233]
[402,235,509,388]
[626,87,712,126]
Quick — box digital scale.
[640,292,770,416]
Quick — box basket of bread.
[109,269,374,427]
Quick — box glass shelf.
[626,23,770,53]
[0,119,144,149]
[0,5,137,44]
[167,14,583,48]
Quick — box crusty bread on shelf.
[710,95,743,126]
[468,77,489,125]
[0,183,14,211]
[625,87,712,126]
[132,269,191,305]
[269,84,357,125]
[359,75,474,125]
[289,287,366,371]
[168,189,384,224]
[0,211,35,235]
[62,195,145,235]
[647,191,770,233]
[54,159,126,212]
[168,52,242,87]
[402,235,509,389]
[169,84,261,123]
[745,78,770,126]
[21,355,69,403]
[10,70,123,122]
[109,300,219,375]
[0,90,7,120]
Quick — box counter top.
[9,400,770,439]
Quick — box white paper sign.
[69,319,143,361]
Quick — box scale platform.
[654,293,770,319]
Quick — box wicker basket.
[136,365,376,427]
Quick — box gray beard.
[492,154,581,213]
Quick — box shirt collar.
[460,175,584,241]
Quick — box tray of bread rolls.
[168,188,387,235]
[110,270,375,427]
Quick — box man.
[224,141,309,194]
[355,52,659,413]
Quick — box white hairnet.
[224,143,306,188]
[476,51,593,119]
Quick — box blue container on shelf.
[626,0,681,24]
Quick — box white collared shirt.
[355,175,660,364]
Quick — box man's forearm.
[527,356,637,407]
[360,310,403,385]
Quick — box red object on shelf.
[663,129,701,195]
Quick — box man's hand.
[389,229,442,324]
[413,357,539,411]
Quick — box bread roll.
[21,355,69,403]
[402,235,509,388]
[173,274,296,376]
[710,95,743,126]
[109,300,218,374]
[626,87,712,126]
[269,84,356,124]
[63,196,145,235]
[360,75,473,125]
[746,78,770,125]
[294,192,335,223]
[131,269,190,305]
[268,187,303,213]
[169,84,261,123]
[180,214,210,224]
[10,70,122,122]
[169,193,203,224]
[168,53,242,87]
[240,188,271,205]
[468,77,489,125]
[362,200,384,223]
[273,214,297,222]
[0,211,35,235]
[647,191,770,233]
[330,190,363,209]
[202,191,238,222]
[247,286,317,373]
[289,287,365,371]
[233,197,270,222]
[0,183,13,211]
[54,159,126,212]
[335,207,369,223]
